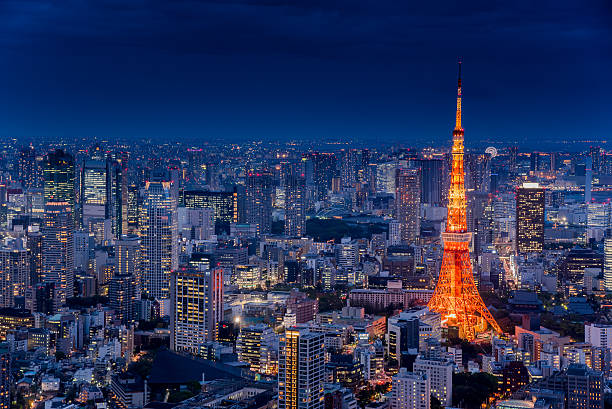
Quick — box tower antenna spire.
[455,57,462,130]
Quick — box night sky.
[0,1,610,146]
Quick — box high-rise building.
[108,154,129,237]
[127,183,140,234]
[43,150,75,206]
[285,170,306,237]
[387,318,419,363]
[246,170,273,236]
[27,229,43,286]
[237,323,277,375]
[116,235,142,288]
[416,159,444,206]
[278,328,324,409]
[391,368,430,409]
[0,343,9,409]
[395,168,421,244]
[181,189,238,227]
[427,60,501,341]
[0,239,29,308]
[18,145,38,189]
[140,177,178,300]
[81,158,107,225]
[604,238,612,292]
[109,274,140,324]
[170,268,223,353]
[516,183,545,254]
[413,357,453,406]
[42,202,75,304]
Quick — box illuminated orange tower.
[428,59,501,341]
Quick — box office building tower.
[43,149,75,206]
[116,234,142,283]
[0,343,9,409]
[81,157,107,226]
[187,147,204,181]
[586,157,593,203]
[109,274,140,324]
[181,189,238,227]
[27,229,43,286]
[413,357,453,405]
[278,328,324,409]
[509,146,518,175]
[395,168,421,244]
[237,323,277,375]
[388,318,419,363]
[285,170,306,237]
[0,239,29,308]
[305,152,336,201]
[42,202,74,304]
[108,154,129,237]
[127,183,140,234]
[246,170,273,235]
[391,368,430,409]
[417,159,444,206]
[170,268,223,353]
[18,145,38,189]
[516,183,545,253]
[530,152,540,173]
[140,178,178,300]
[605,238,612,292]
[339,149,358,188]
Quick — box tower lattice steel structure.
[427,60,501,341]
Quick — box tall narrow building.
[604,238,612,292]
[278,328,324,409]
[43,150,75,206]
[395,168,421,244]
[170,268,223,353]
[42,202,75,304]
[246,169,273,236]
[140,176,178,300]
[516,183,545,254]
[18,145,38,189]
[427,60,501,341]
[284,169,306,237]
[0,239,29,308]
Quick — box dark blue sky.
[0,1,610,146]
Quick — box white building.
[585,323,612,349]
[413,357,453,406]
[391,368,430,409]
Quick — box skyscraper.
[395,168,421,244]
[42,202,75,304]
[604,238,612,292]
[140,177,178,300]
[246,169,273,236]
[237,323,277,375]
[416,159,444,206]
[115,235,142,286]
[516,183,545,254]
[18,145,38,189]
[43,150,75,206]
[391,368,430,409]
[81,157,107,226]
[427,60,501,341]
[170,268,223,353]
[109,274,140,324]
[278,328,325,409]
[284,169,306,237]
[0,239,29,308]
[0,343,9,409]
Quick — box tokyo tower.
[427,60,501,341]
